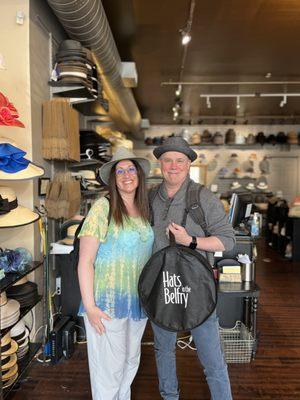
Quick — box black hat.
[153,136,197,161]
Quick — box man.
[150,136,235,400]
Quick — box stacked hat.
[225,129,236,144]
[287,131,298,144]
[1,332,19,389]
[6,276,39,308]
[0,186,40,228]
[190,132,201,145]
[201,129,213,144]
[245,133,256,145]
[213,132,224,145]
[52,40,100,99]
[267,134,277,145]
[276,131,287,144]
[235,133,245,145]
[256,131,266,145]
[10,319,30,360]
[0,292,20,329]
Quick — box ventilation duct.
[47,0,142,138]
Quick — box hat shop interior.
[1,0,300,399]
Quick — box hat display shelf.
[0,107,45,397]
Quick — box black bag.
[139,182,217,332]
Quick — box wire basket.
[219,321,255,363]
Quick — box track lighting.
[206,96,211,109]
[181,31,191,45]
[175,84,182,96]
[280,95,287,107]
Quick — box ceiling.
[101,0,300,125]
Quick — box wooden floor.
[7,240,300,400]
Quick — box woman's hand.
[86,305,112,335]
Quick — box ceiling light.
[175,84,182,96]
[236,96,240,109]
[280,95,287,107]
[206,96,211,109]
[181,32,191,45]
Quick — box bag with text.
[138,233,217,332]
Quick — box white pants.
[84,316,147,400]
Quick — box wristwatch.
[189,236,197,249]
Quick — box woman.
[77,147,154,400]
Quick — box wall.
[134,124,300,202]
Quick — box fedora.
[231,181,241,190]
[99,147,150,185]
[0,186,40,228]
[77,170,100,185]
[257,182,268,190]
[153,136,197,162]
[0,137,44,180]
[246,182,255,190]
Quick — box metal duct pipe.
[47,0,142,137]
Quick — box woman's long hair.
[108,160,149,226]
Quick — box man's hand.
[168,222,193,247]
[86,305,111,335]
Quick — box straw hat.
[0,292,21,330]
[257,182,268,190]
[59,223,79,245]
[0,186,40,228]
[77,169,100,185]
[99,147,150,185]
[2,363,18,382]
[0,137,44,180]
[1,353,17,371]
[2,372,18,389]
[1,333,18,357]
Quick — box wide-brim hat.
[153,136,197,162]
[1,338,18,357]
[0,138,44,180]
[99,147,150,185]
[0,186,40,228]
[2,363,18,382]
[1,353,17,371]
[2,372,18,388]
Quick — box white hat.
[257,182,268,190]
[0,186,40,228]
[0,292,21,329]
[231,181,241,190]
[246,182,255,190]
[0,137,44,180]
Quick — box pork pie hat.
[0,292,21,330]
[0,137,44,180]
[0,186,40,228]
[153,136,197,162]
[99,147,150,185]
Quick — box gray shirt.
[151,176,235,265]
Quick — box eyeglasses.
[115,166,137,175]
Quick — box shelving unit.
[0,261,43,398]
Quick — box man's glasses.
[115,166,137,175]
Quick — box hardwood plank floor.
[7,240,300,400]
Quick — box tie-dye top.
[78,197,154,321]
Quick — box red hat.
[0,92,25,128]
